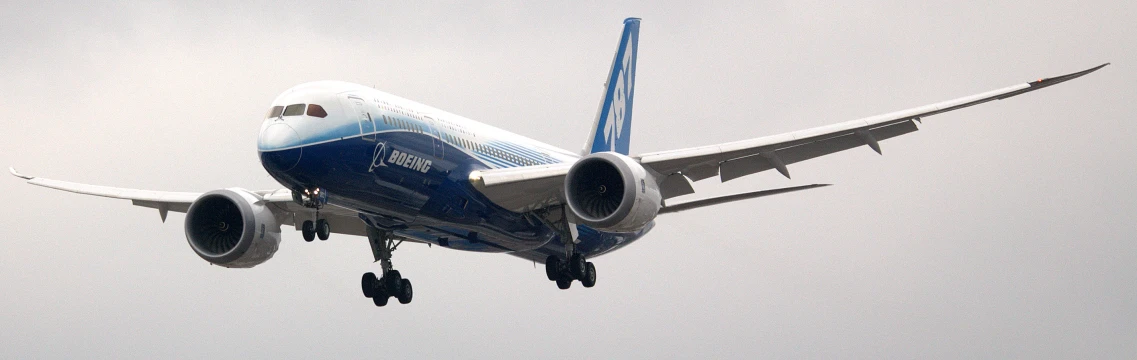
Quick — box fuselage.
[256,81,651,261]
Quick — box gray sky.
[2,1,1135,358]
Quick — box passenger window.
[267,106,284,118]
[306,104,328,118]
[283,104,305,116]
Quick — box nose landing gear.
[294,187,332,242]
[301,218,330,242]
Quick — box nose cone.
[258,123,302,150]
[258,123,302,172]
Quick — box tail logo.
[602,39,635,152]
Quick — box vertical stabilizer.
[582,18,640,155]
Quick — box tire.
[545,256,561,281]
[556,277,572,290]
[361,272,378,298]
[302,220,315,242]
[316,219,330,240]
[373,293,389,307]
[397,279,413,304]
[581,262,597,288]
[570,253,587,280]
[385,270,402,293]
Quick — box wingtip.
[9,167,32,180]
[1078,62,1110,74]
[1031,62,1110,87]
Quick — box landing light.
[292,187,329,208]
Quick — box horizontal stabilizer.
[9,167,31,180]
[658,184,830,214]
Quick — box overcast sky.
[2,1,1134,359]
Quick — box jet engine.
[184,189,281,268]
[564,152,662,232]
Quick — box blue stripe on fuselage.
[259,131,649,257]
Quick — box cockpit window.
[267,106,284,118]
[306,104,328,118]
[282,104,306,116]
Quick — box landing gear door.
[423,115,444,159]
[346,96,376,142]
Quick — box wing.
[471,63,1108,211]
[9,167,367,236]
[638,64,1109,192]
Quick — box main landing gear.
[531,205,598,290]
[360,227,413,306]
[545,253,597,289]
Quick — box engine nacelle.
[564,152,662,232]
[184,189,281,268]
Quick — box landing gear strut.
[361,227,413,306]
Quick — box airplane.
[10,18,1107,307]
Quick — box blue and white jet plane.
[11,18,1107,306]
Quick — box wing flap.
[720,120,919,182]
[131,200,192,213]
[659,173,696,199]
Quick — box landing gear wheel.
[361,272,378,298]
[373,292,389,307]
[316,219,330,240]
[385,270,403,294]
[302,220,315,242]
[581,262,597,288]
[569,253,587,280]
[545,256,561,281]
[397,279,413,304]
[556,277,572,290]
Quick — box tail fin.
[583,17,640,155]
